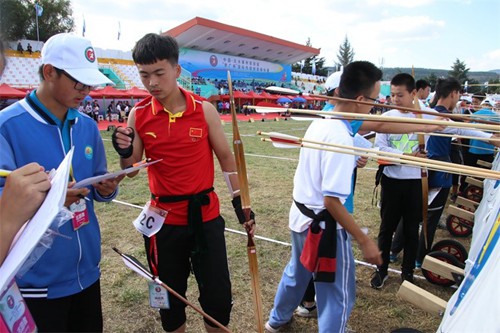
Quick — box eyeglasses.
[59,70,97,92]
[363,95,380,103]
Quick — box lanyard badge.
[69,199,89,231]
[0,279,37,333]
[148,281,170,309]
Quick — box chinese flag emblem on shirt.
[189,128,203,138]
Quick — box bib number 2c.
[133,202,167,237]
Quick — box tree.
[0,1,31,40]
[336,35,355,68]
[487,78,500,94]
[291,38,328,76]
[448,58,470,83]
[0,0,74,42]
[423,72,438,90]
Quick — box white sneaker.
[265,320,291,332]
[294,303,317,318]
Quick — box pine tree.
[448,58,470,84]
[336,36,355,68]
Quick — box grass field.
[96,118,463,333]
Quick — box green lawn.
[97,119,457,332]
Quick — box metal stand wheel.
[463,185,483,202]
[422,251,465,287]
[446,215,473,237]
[431,239,468,264]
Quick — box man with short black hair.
[416,79,431,107]
[112,33,254,333]
[265,61,382,333]
[371,73,428,288]
[0,33,122,332]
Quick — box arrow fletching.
[113,247,153,281]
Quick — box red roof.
[125,86,150,98]
[165,17,320,65]
[246,91,266,99]
[256,101,282,107]
[90,86,130,98]
[0,83,26,98]
[259,91,278,99]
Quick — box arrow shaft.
[259,132,500,178]
[113,248,232,332]
[314,95,499,125]
[253,106,500,131]
[260,137,497,180]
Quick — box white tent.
[438,154,500,332]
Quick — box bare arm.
[360,121,445,134]
[203,101,239,192]
[361,108,446,133]
[204,102,256,234]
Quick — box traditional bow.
[227,71,264,333]
[413,96,429,251]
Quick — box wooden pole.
[253,107,500,132]
[258,132,500,180]
[261,137,497,179]
[414,131,500,142]
[248,98,499,125]
[310,95,500,125]
[413,96,429,250]
[228,71,264,333]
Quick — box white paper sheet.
[73,159,162,189]
[0,148,73,293]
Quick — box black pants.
[302,278,315,303]
[378,175,422,274]
[25,280,102,332]
[144,216,232,331]
[416,187,451,262]
[390,218,404,254]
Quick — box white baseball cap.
[41,33,113,86]
[325,71,342,92]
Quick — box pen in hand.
[77,193,90,201]
[0,169,12,177]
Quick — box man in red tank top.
[112,33,254,333]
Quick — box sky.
[70,0,500,72]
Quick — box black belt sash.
[152,187,214,254]
[294,200,337,282]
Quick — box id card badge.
[69,199,90,231]
[0,279,37,333]
[133,202,167,237]
[148,281,170,309]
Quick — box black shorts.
[144,216,232,331]
[24,280,102,332]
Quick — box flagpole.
[82,15,86,37]
[35,5,39,42]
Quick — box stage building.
[2,17,325,103]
